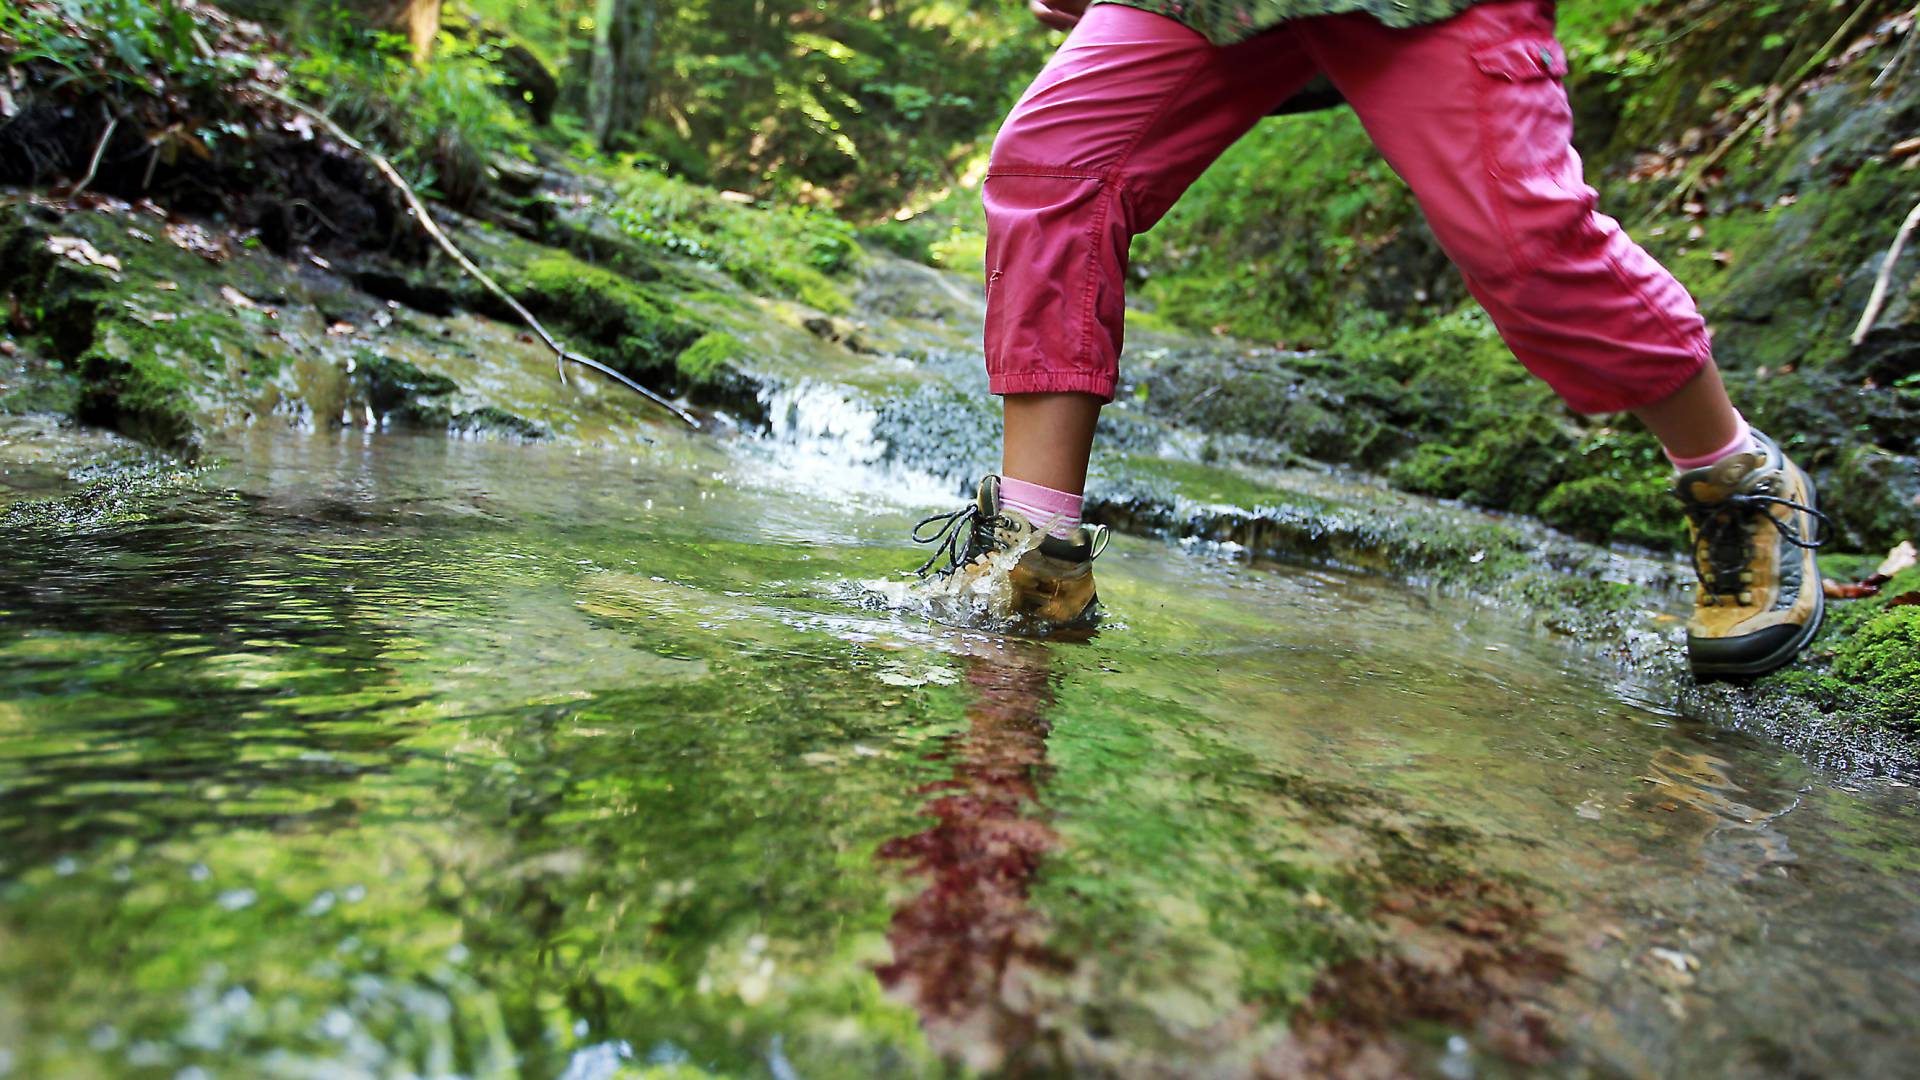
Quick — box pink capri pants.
[983,0,1713,414]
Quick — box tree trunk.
[363,0,443,65]
[589,0,660,151]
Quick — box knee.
[988,97,1076,176]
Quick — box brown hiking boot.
[1674,431,1833,678]
[912,475,1108,626]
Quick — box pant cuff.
[989,370,1118,402]
[1562,347,1711,416]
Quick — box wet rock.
[1823,444,1920,552]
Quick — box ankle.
[999,475,1084,540]
[1665,413,1757,471]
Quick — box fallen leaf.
[1825,579,1879,600]
[165,221,231,262]
[1878,541,1917,580]
[155,280,178,292]
[47,236,122,272]
[326,322,355,336]
[220,286,257,310]
[1890,135,1920,161]
[1888,592,1920,609]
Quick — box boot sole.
[1689,591,1824,679]
[1688,467,1826,680]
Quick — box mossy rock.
[1821,445,1920,552]
[675,331,744,383]
[450,406,546,440]
[354,350,460,427]
[1829,605,1920,731]
[507,254,703,370]
[1537,473,1678,549]
[1390,412,1573,515]
[74,325,199,456]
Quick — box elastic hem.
[990,371,1118,403]
[1563,348,1711,416]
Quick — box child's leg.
[1296,3,1743,454]
[984,6,1321,497]
[1300,4,1824,677]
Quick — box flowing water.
[1,427,1918,1079]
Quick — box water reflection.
[878,640,1067,1073]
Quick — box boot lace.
[1687,481,1833,600]
[911,504,1011,578]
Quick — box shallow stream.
[2,428,1917,1078]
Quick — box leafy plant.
[0,0,243,98]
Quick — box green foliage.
[634,1,1048,210]
[600,167,859,312]
[286,16,533,208]
[0,0,240,99]
[1132,109,1417,348]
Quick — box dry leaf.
[165,221,231,262]
[1878,541,1917,580]
[326,322,355,336]
[47,236,122,272]
[220,286,257,310]
[1889,592,1920,609]
[1825,579,1879,600]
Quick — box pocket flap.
[1472,38,1568,81]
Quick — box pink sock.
[1665,413,1757,471]
[999,476,1083,540]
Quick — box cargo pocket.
[1471,36,1573,180]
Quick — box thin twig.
[1851,194,1920,345]
[66,107,119,202]
[1872,3,1920,87]
[1652,0,1879,219]
[254,84,701,429]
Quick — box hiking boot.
[912,474,1109,625]
[1674,431,1833,678]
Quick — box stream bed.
[2,427,1918,1078]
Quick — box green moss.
[1829,606,1920,730]
[1537,473,1678,548]
[1390,413,1571,514]
[75,323,200,454]
[513,254,704,372]
[675,331,744,383]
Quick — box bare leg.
[1001,392,1102,494]
[1629,363,1744,462]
